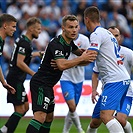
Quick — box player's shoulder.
[16,35,30,44]
[50,35,61,42]
[91,27,105,37]
[121,46,133,53]
[48,35,62,49]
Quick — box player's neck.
[25,32,32,41]
[91,23,101,32]
[61,34,72,44]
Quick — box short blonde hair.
[26,17,41,28]
[62,15,78,26]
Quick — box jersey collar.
[0,36,3,42]
[93,26,102,32]
[60,35,71,46]
[22,35,31,42]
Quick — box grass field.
[0,117,132,133]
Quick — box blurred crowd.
[0,0,133,79]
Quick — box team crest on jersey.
[19,47,25,53]
[117,54,124,65]
[55,50,64,56]
[91,43,98,47]
[120,54,125,61]
[77,42,81,48]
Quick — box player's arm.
[72,48,85,56]
[53,50,97,71]
[32,51,44,58]
[78,50,98,66]
[92,71,100,104]
[17,53,35,76]
[0,58,15,94]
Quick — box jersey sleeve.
[71,41,78,52]
[50,42,65,60]
[88,32,102,52]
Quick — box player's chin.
[71,35,76,39]
[33,35,39,39]
[9,32,14,37]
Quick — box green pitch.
[0,117,132,133]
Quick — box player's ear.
[62,27,65,32]
[29,25,34,32]
[3,23,7,29]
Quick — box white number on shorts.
[43,103,48,110]
[102,96,107,103]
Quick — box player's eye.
[115,34,119,37]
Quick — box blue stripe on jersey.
[93,26,102,32]
[88,48,99,52]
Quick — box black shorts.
[7,79,28,105]
[30,80,55,114]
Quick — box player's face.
[109,28,121,44]
[62,20,79,40]
[32,23,41,39]
[5,22,17,37]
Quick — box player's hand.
[39,51,44,59]
[81,50,97,63]
[51,59,59,70]
[3,83,16,94]
[91,90,99,104]
[79,48,86,54]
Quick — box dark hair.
[62,15,78,26]
[84,6,100,22]
[26,17,41,28]
[108,26,121,35]
[0,13,17,27]
[108,26,117,30]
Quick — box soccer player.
[0,13,17,94]
[26,15,97,133]
[87,26,133,133]
[84,6,130,133]
[0,17,42,133]
[60,30,90,133]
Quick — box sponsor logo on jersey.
[91,43,98,47]
[19,47,25,53]
[55,50,64,56]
